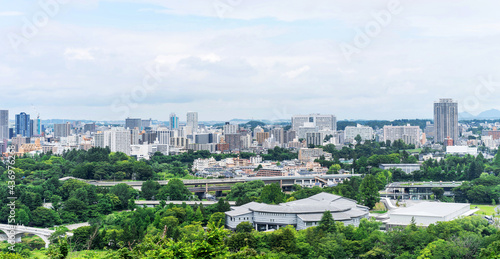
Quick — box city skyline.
[2,1,500,120]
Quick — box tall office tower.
[292,114,337,131]
[84,123,96,133]
[125,118,142,130]
[271,127,284,144]
[284,129,296,143]
[110,128,131,155]
[225,133,242,150]
[306,132,323,146]
[255,132,270,145]
[156,129,171,145]
[15,112,31,137]
[186,112,198,133]
[54,122,71,138]
[141,118,152,129]
[223,122,238,134]
[130,128,140,145]
[142,131,157,144]
[169,113,179,129]
[0,110,8,140]
[434,98,458,143]
[31,115,41,136]
[383,124,421,146]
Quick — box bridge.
[135,200,237,207]
[82,174,360,193]
[0,224,72,248]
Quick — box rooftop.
[389,202,470,217]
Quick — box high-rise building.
[284,129,296,143]
[141,118,152,129]
[15,112,31,137]
[0,110,8,140]
[225,133,242,150]
[84,123,96,133]
[271,127,284,144]
[94,128,131,155]
[292,114,337,131]
[223,122,238,134]
[54,122,71,138]
[125,118,142,130]
[344,124,373,143]
[434,99,458,143]
[383,124,421,146]
[169,113,179,129]
[187,112,198,133]
[255,132,270,145]
[306,132,323,147]
[156,129,171,145]
[31,115,41,136]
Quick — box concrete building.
[344,124,373,143]
[284,129,296,143]
[292,114,337,131]
[54,122,71,138]
[223,123,238,134]
[156,129,171,145]
[255,132,269,145]
[297,124,319,139]
[125,118,142,130]
[94,128,131,155]
[226,193,369,231]
[83,123,96,133]
[385,202,475,228]
[225,133,242,151]
[298,148,332,162]
[383,124,421,146]
[141,119,152,129]
[379,164,421,174]
[0,110,8,140]
[306,132,323,147]
[187,112,198,133]
[271,127,285,144]
[446,146,478,156]
[434,99,458,143]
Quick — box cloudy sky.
[1,0,500,122]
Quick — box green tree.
[141,180,161,200]
[260,183,285,204]
[431,187,445,200]
[32,207,61,227]
[318,210,336,233]
[359,174,380,209]
[110,183,134,209]
[157,179,192,201]
[235,222,254,233]
[208,212,226,227]
[355,134,363,144]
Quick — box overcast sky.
[1,0,500,122]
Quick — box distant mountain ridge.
[459,109,500,120]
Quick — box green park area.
[471,204,499,217]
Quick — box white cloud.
[283,65,310,79]
[0,11,23,16]
[64,48,96,61]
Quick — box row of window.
[257,212,287,217]
[229,216,252,221]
